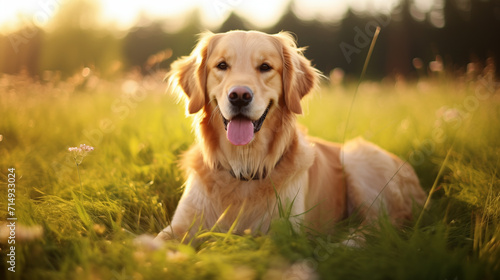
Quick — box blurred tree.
[1,0,499,80]
[441,0,500,69]
[217,12,252,32]
[0,26,43,76]
[38,0,122,78]
[266,7,340,77]
[123,22,170,70]
[123,10,204,74]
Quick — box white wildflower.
[68,144,95,165]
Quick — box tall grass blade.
[224,200,247,241]
[341,26,381,151]
[211,204,232,232]
[71,190,93,231]
[415,147,453,228]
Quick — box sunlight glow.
[293,0,349,22]
[99,0,198,30]
[0,1,43,32]
[292,0,399,23]
[350,0,401,14]
[235,0,290,28]
[99,0,139,29]
[413,0,435,13]
[0,0,406,33]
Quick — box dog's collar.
[228,155,283,181]
[229,169,267,181]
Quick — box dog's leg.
[342,138,425,225]
[155,175,207,241]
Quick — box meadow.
[0,71,499,280]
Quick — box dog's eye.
[259,63,272,72]
[217,62,228,70]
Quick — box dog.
[156,30,426,241]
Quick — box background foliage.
[0,0,499,79]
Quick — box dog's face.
[206,32,283,145]
[169,30,318,146]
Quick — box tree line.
[0,0,498,80]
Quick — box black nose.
[228,86,253,108]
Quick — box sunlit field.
[1,71,499,279]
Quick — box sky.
[0,0,438,34]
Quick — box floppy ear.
[274,32,320,114]
[168,32,214,114]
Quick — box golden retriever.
[156,30,426,241]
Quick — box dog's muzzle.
[221,101,272,146]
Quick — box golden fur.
[156,30,426,241]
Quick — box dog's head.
[169,30,319,146]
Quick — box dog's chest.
[200,179,276,232]
[199,169,308,234]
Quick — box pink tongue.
[227,117,254,146]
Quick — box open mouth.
[222,102,272,146]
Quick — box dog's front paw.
[341,233,365,248]
[154,226,176,241]
[134,234,164,250]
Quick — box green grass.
[0,73,499,279]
